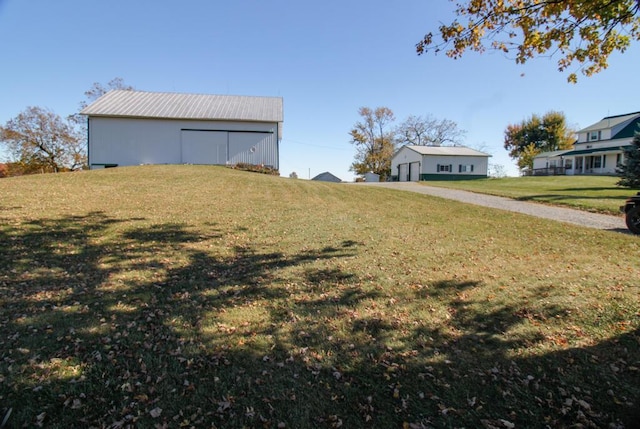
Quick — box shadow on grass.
[516,193,626,202]
[557,187,626,192]
[0,213,638,428]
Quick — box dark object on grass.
[620,192,640,234]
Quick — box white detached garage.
[391,145,490,181]
[80,90,283,170]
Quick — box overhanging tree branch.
[417,0,640,82]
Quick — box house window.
[617,153,622,166]
[594,156,602,169]
[589,131,600,141]
[458,164,474,173]
[564,158,573,169]
[437,164,452,172]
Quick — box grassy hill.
[1,166,639,428]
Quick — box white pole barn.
[81,90,283,170]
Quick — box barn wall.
[88,117,279,169]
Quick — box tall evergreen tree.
[617,132,640,188]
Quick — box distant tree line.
[0,78,133,178]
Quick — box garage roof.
[80,90,283,123]
[405,145,491,157]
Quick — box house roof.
[561,146,625,157]
[613,117,640,139]
[80,90,284,123]
[311,172,342,182]
[579,111,640,134]
[402,145,491,157]
[533,149,573,159]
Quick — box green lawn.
[421,175,638,215]
[1,166,639,428]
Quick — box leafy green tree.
[416,0,640,82]
[504,111,575,171]
[395,114,466,146]
[617,131,640,188]
[0,107,84,173]
[349,107,396,181]
[518,143,541,171]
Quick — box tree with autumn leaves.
[0,107,85,174]
[349,107,397,181]
[0,78,133,176]
[504,111,575,171]
[417,0,640,82]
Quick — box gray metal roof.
[579,112,640,133]
[405,145,491,157]
[311,172,342,182]
[80,90,284,123]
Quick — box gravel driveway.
[358,182,629,233]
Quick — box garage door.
[398,164,408,182]
[181,130,227,164]
[409,162,420,181]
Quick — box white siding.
[181,131,227,164]
[422,155,488,175]
[228,132,278,166]
[88,117,279,169]
[392,145,490,179]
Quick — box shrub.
[228,163,280,176]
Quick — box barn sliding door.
[181,130,228,164]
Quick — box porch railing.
[524,167,566,176]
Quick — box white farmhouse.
[532,111,640,176]
[391,145,491,181]
[80,90,283,170]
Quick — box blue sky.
[1,0,639,180]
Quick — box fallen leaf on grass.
[499,419,515,428]
[149,407,163,418]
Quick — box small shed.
[311,172,342,183]
[80,90,284,170]
[391,145,491,181]
[363,172,380,182]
